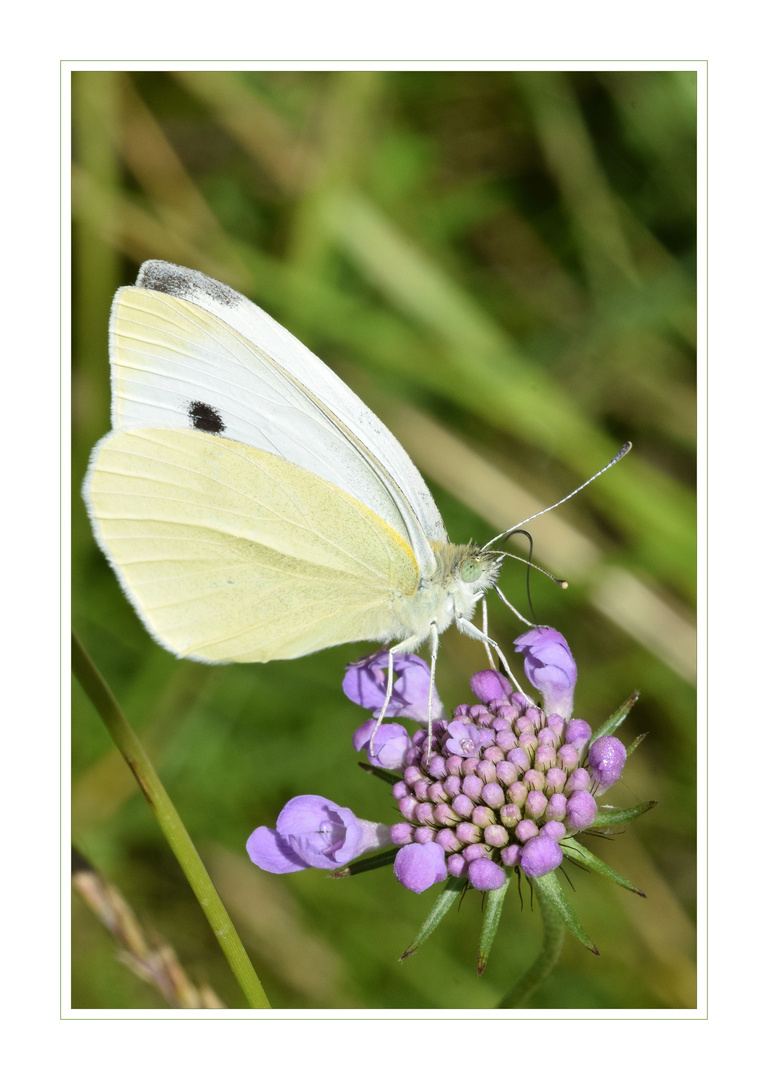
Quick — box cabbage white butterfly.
[83,261,507,678]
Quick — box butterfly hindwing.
[86,427,421,662]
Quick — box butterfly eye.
[459,556,484,584]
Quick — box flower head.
[385,651,617,890]
[247,637,648,971]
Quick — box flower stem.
[496,878,565,1008]
[72,631,271,1010]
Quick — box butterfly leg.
[363,650,397,758]
[480,598,495,669]
[423,622,440,760]
[455,617,532,701]
[365,626,442,756]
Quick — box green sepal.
[328,847,398,878]
[400,876,465,960]
[589,691,640,744]
[477,873,512,975]
[563,837,646,896]
[592,800,657,828]
[357,761,402,786]
[531,871,599,953]
[625,732,647,757]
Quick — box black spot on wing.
[188,401,226,433]
[136,261,240,308]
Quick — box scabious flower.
[247,795,390,873]
[372,628,622,893]
[247,626,650,966]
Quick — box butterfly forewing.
[108,262,448,573]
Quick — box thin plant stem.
[72,630,271,1010]
[496,879,565,1008]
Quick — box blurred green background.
[71,69,697,1010]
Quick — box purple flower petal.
[393,841,447,893]
[500,844,522,867]
[587,736,627,795]
[343,652,444,723]
[565,790,597,831]
[470,669,513,705]
[275,796,360,869]
[353,719,411,769]
[540,820,567,842]
[564,767,591,794]
[246,827,310,874]
[514,626,577,720]
[248,795,390,875]
[444,720,494,758]
[520,835,563,878]
[390,822,415,846]
[564,719,591,750]
[446,853,468,877]
[467,858,507,891]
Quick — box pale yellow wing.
[85,428,420,662]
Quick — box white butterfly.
[84,261,511,683]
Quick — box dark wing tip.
[136,260,241,309]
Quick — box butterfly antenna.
[483,441,632,550]
[487,529,566,627]
[487,546,568,589]
[519,529,538,621]
[493,583,535,626]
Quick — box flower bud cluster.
[247,629,632,904]
[386,672,626,890]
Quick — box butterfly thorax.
[387,542,499,646]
